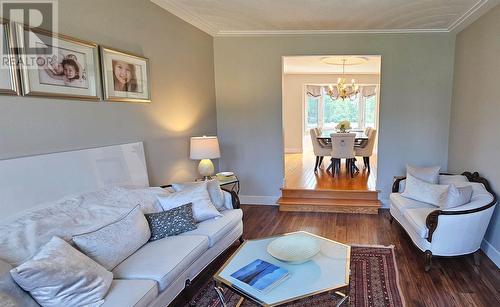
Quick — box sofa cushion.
[0,258,39,307]
[10,237,113,307]
[73,206,151,270]
[112,235,209,291]
[390,193,436,215]
[179,209,243,247]
[406,165,440,183]
[102,279,158,307]
[401,173,449,206]
[172,180,226,211]
[145,203,197,241]
[438,175,469,185]
[401,208,436,239]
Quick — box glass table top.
[214,231,350,306]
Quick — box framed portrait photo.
[0,20,20,95]
[14,23,100,100]
[100,47,151,103]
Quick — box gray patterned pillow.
[145,203,197,241]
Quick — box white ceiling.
[283,56,381,74]
[151,0,499,36]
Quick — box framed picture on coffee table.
[100,46,151,103]
[14,23,100,100]
[0,20,20,95]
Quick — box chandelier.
[327,59,359,101]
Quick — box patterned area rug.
[187,245,405,307]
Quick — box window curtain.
[360,85,377,97]
[306,85,322,97]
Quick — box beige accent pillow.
[407,165,441,184]
[440,184,473,209]
[172,180,225,211]
[401,173,449,206]
[10,237,112,307]
[72,206,151,270]
[157,182,222,222]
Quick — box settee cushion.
[401,208,435,238]
[179,209,243,247]
[390,193,435,214]
[102,279,158,307]
[112,235,209,291]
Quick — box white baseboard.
[284,147,302,154]
[481,239,500,268]
[239,195,280,206]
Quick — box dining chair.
[309,129,331,172]
[355,128,377,172]
[329,133,356,178]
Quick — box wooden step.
[277,197,381,214]
[281,188,379,200]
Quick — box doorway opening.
[281,55,381,193]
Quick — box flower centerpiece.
[335,120,351,133]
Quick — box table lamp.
[190,136,220,180]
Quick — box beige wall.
[215,33,455,203]
[448,4,500,265]
[283,73,380,152]
[0,0,216,186]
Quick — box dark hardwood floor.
[176,206,500,307]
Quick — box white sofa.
[0,186,243,307]
[389,172,497,271]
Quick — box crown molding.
[151,0,498,37]
[151,0,218,36]
[215,28,450,37]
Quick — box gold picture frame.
[100,46,151,103]
[14,23,100,100]
[0,19,20,95]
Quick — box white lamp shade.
[190,136,221,160]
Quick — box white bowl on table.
[267,233,321,264]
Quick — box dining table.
[316,130,368,146]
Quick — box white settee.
[0,186,243,307]
[389,172,497,271]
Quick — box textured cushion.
[102,279,158,307]
[113,235,209,291]
[179,209,243,247]
[172,180,225,211]
[438,175,469,185]
[145,203,197,241]
[402,173,449,206]
[407,165,441,184]
[0,258,39,307]
[0,197,132,267]
[157,182,221,222]
[80,186,166,214]
[440,184,473,209]
[73,206,151,270]
[10,237,113,307]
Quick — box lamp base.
[198,159,215,180]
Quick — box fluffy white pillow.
[440,184,473,209]
[72,206,151,270]
[10,237,112,307]
[407,165,441,184]
[172,180,225,211]
[438,175,469,185]
[401,173,449,206]
[157,182,222,222]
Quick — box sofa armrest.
[222,190,240,209]
[392,176,406,193]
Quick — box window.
[306,96,319,129]
[305,85,377,132]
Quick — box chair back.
[309,129,322,155]
[356,129,377,156]
[330,133,356,159]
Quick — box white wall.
[0,0,217,186]
[448,4,500,267]
[283,73,380,153]
[215,33,455,204]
